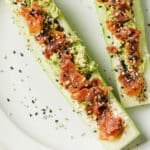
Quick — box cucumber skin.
[95,0,150,108]
[6,0,140,149]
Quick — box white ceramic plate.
[0,0,150,150]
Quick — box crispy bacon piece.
[126,40,141,67]
[113,9,131,22]
[115,27,141,41]
[20,3,44,34]
[60,58,87,93]
[85,104,107,117]
[99,111,124,140]
[108,0,130,9]
[118,71,144,96]
[97,0,131,10]
[107,45,118,54]
[106,21,123,34]
[72,88,90,103]
[44,37,68,58]
[72,78,111,104]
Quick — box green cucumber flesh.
[6,0,140,149]
[95,0,150,108]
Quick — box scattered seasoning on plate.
[55,120,59,123]
[49,109,53,113]
[10,66,14,70]
[7,98,10,102]
[18,69,22,73]
[41,108,46,112]
[35,112,38,116]
[13,50,16,54]
[20,52,24,57]
[29,114,32,117]
[43,111,46,115]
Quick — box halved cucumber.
[95,0,150,107]
[6,0,140,149]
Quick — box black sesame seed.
[20,53,24,57]
[13,2,17,5]
[10,66,14,70]
[114,69,118,72]
[18,69,22,73]
[32,100,35,104]
[41,108,46,112]
[141,59,144,63]
[13,50,16,54]
[35,112,38,116]
[96,118,99,121]
[93,130,97,133]
[107,35,111,39]
[7,98,10,102]
[49,109,53,113]
[55,120,59,123]
[29,114,32,117]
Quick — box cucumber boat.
[95,0,150,107]
[6,0,140,149]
